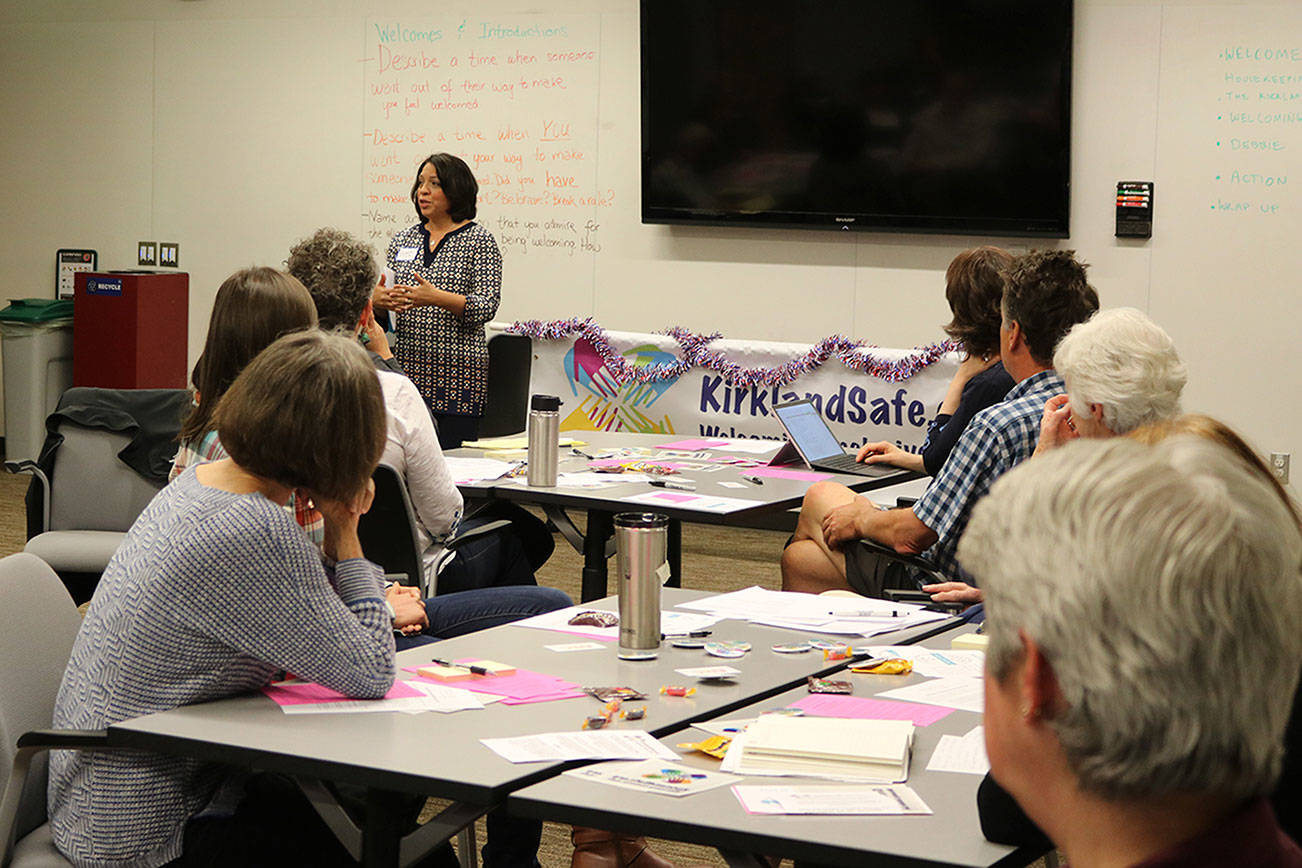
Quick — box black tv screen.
[641,0,1073,237]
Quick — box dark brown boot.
[570,827,677,868]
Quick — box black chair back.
[480,333,532,438]
[356,463,424,589]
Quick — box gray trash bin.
[0,299,74,461]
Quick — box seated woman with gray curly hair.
[961,437,1302,865]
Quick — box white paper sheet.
[875,677,985,714]
[713,438,782,455]
[544,641,606,652]
[925,726,989,775]
[620,490,763,514]
[731,784,932,815]
[677,586,948,636]
[443,456,517,483]
[675,665,742,679]
[502,471,652,488]
[865,646,985,679]
[282,681,489,716]
[563,758,742,797]
[480,730,678,763]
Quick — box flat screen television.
[641,1,1073,237]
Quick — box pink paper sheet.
[262,680,422,706]
[654,438,728,450]
[404,663,584,703]
[787,693,954,727]
[640,491,697,504]
[742,466,833,483]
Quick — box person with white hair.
[1034,307,1188,452]
[960,437,1302,866]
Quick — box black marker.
[429,657,492,676]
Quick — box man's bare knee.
[794,481,858,541]
[802,481,856,514]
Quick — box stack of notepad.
[727,716,914,783]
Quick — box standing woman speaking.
[376,153,501,449]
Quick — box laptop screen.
[774,400,844,462]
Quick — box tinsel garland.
[505,317,959,388]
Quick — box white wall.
[0,0,1297,473]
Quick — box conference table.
[511,627,1046,868]
[106,589,959,868]
[450,432,922,600]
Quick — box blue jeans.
[395,585,572,650]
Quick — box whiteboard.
[1148,4,1302,456]
[362,13,608,314]
[0,0,1299,471]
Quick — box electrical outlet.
[1271,452,1290,485]
[137,241,157,266]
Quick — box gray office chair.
[0,552,106,868]
[357,463,511,598]
[6,425,163,603]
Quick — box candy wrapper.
[849,658,914,675]
[676,734,731,759]
[585,686,647,702]
[806,676,853,694]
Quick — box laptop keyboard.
[818,453,861,471]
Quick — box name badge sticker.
[395,247,419,262]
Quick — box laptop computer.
[772,398,902,478]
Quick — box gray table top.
[451,431,920,524]
[509,624,1042,868]
[108,588,959,805]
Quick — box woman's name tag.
[394,247,419,262]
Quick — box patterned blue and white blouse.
[386,222,502,417]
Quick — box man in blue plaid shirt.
[782,251,1099,597]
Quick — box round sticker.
[704,642,745,659]
[770,642,812,654]
[670,637,707,649]
[807,639,843,650]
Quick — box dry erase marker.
[741,475,764,485]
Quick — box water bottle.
[615,512,667,660]
[526,394,560,487]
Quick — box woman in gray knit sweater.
[48,331,400,868]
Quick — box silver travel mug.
[615,512,667,660]
[526,394,560,487]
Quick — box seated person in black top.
[959,437,1302,867]
[858,246,1014,475]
